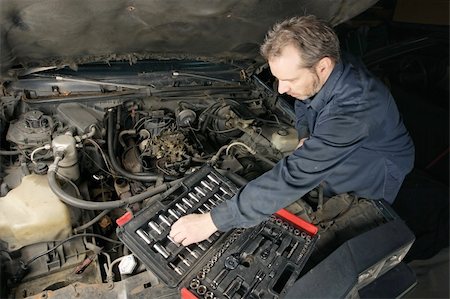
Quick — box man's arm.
[171,114,369,243]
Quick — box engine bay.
[0,64,304,297]
[0,61,415,298]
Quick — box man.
[170,15,414,246]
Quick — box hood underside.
[1,0,377,77]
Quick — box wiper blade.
[55,75,155,90]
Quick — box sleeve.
[210,114,369,231]
[295,101,310,139]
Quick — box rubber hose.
[48,169,181,210]
[216,169,248,187]
[107,110,161,182]
[73,209,111,233]
[0,150,20,155]
[255,153,276,167]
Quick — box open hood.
[1,0,377,77]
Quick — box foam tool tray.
[117,166,318,298]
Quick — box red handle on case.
[180,287,198,299]
[275,209,318,235]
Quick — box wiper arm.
[54,75,155,90]
[17,66,60,77]
[172,71,239,85]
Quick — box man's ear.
[315,57,333,75]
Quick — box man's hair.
[260,15,340,68]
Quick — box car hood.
[1,0,377,78]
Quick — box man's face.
[268,44,321,100]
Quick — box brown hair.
[260,15,340,68]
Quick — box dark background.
[336,1,448,296]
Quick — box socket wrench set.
[117,166,318,298]
[180,210,318,299]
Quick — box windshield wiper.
[172,71,239,85]
[54,75,155,90]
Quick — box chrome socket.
[190,278,200,290]
[197,285,207,296]
[197,271,206,280]
[153,243,170,259]
[194,186,206,197]
[148,221,162,235]
[201,180,213,191]
[136,228,152,244]
[207,174,219,185]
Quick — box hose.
[74,126,97,143]
[73,209,111,233]
[23,232,122,267]
[0,150,20,155]
[48,168,182,210]
[254,153,276,167]
[107,109,162,182]
[217,169,248,187]
[225,142,256,156]
[30,145,51,165]
[118,129,137,148]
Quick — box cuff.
[210,195,238,232]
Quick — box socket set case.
[117,166,318,298]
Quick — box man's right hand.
[296,137,308,149]
[169,212,218,246]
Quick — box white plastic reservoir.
[269,127,299,153]
[0,174,72,250]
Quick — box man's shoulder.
[336,52,384,94]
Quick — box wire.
[23,233,122,267]
[84,139,113,173]
[133,116,173,131]
[107,256,126,280]
[425,147,449,169]
[206,127,240,134]
[81,148,122,178]
[255,116,281,125]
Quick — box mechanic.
[169,15,414,246]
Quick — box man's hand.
[169,212,218,246]
[296,137,308,149]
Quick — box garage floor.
[405,247,449,298]
[393,170,449,298]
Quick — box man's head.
[260,15,340,100]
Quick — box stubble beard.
[297,70,322,100]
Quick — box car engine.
[0,64,303,297]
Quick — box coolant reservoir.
[269,127,299,153]
[0,174,72,251]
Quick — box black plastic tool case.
[117,166,318,298]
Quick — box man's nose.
[278,80,289,94]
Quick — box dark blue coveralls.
[211,54,415,231]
